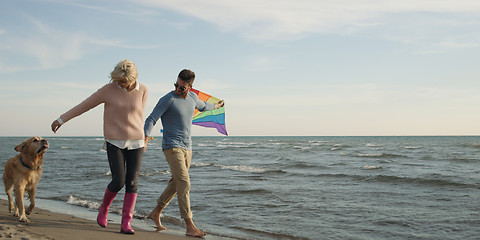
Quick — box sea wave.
[361,165,382,170]
[64,195,166,222]
[449,157,479,163]
[192,162,285,174]
[217,141,258,149]
[191,162,211,167]
[309,140,331,145]
[402,146,422,149]
[220,188,272,195]
[317,173,478,188]
[140,169,170,177]
[355,153,408,158]
[291,162,329,169]
[293,145,311,151]
[370,175,476,188]
[105,168,170,177]
[233,226,310,240]
[215,164,282,174]
[459,143,480,149]
[197,143,212,147]
[66,195,99,210]
[330,144,352,151]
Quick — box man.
[144,69,224,237]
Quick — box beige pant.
[157,148,193,219]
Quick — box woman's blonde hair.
[110,59,138,83]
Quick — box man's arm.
[191,92,224,111]
[144,93,172,137]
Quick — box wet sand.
[0,198,191,240]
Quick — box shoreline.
[0,198,192,240]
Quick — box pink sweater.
[60,82,148,140]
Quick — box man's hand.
[215,100,224,109]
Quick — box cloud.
[48,0,159,17]
[191,78,232,93]
[241,55,278,72]
[134,0,480,45]
[0,28,93,72]
[0,16,158,73]
[437,41,480,48]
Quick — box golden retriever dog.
[3,137,49,222]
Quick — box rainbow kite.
[190,88,228,136]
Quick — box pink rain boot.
[120,192,137,234]
[97,188,117,228]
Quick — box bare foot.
[185,218,206,238]
[186,227,206,238]
[148,209,167,231]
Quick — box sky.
[1,0,480,137]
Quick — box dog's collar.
[19,157,39,170]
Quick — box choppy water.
[1,136,480,239]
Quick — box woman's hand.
[144,136,153,151]
[51,120,61,133]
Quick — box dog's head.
[15,137,49,155]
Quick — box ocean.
[0,136,479,240]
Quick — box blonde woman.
[51,60,148,234]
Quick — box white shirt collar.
[116,81,140,92]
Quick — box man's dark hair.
[178,69,195,85]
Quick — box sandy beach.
[0,198,191,240]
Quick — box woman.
[51,59,148,234]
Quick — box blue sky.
[1,0,480,136]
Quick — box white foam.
[217,141,256,148]
[140,169,170,177]
[293,146,310,150]
[66,195,99,210]
[402,146,421,149]
[193,162,273,173]
[362,165,382,170]
[214,164,270,173]
[192,162,211,167]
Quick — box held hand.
[144,136,153,151]
[215,100,225,109]
[51,120,61,133]
[144,136,149,151]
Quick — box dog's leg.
[26,186,36,215]
[14,184,28,222]
[4,179,14,214]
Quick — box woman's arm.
[51,85,106,133]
